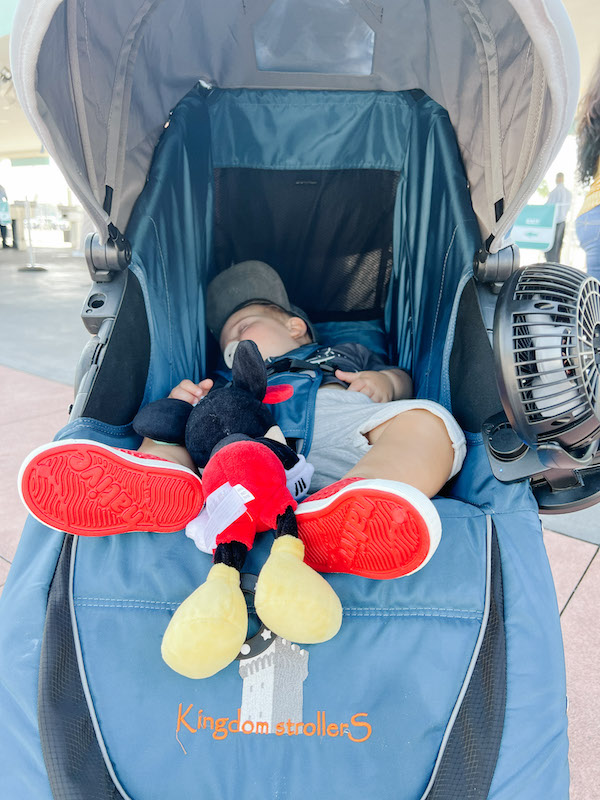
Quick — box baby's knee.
[388,407,466,480]
[390,409,452,442]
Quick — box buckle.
[267,358,321,375]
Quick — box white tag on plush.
[185,482,249,553]
[233,484,255,503]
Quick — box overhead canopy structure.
[0,35,43,160]
[10,0,579,253]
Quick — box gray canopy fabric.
[10,0,579,254]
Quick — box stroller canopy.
[11,0,578,254]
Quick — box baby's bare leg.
[138,437,198,472]
[343,410,455,497]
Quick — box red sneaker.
[295,478,441,579]
[19,440,204,536]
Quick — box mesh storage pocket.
[212,167,399,321]
[38,535,126,800]
[425,526,506,799]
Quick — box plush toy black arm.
[132,398,194,445]
[255,437,299,470]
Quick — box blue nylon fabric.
[208,89,413,172]
[0,516,62,800]
[124,86,478,410]
[313,320,390,359]
[70,499,486,800]
[449,438,569,799]
[386,104,482,404]
[125,86,214,405]
[0,419,144,800]
[265,371,322,452]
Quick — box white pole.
[19,196,47,271]
[25,197,35,265]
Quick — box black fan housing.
[494,264,600,456]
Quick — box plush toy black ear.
[231,340,267,400]
[132,398,194,445]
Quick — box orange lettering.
[229,709,241,733]
[327,723,339,737]
[348,713,372,743]
[303,722,316,737]
[176,703,196,734]
[339,723,349,738]
[256,721,269,735]
[202,716,214,730]
[276,722,285,736]
[241,720,254,734]
[213,718,229,740]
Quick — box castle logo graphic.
[174,574,372,748]
[238,635,309,730]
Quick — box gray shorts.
[308,389,467,492]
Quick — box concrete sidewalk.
[0,244,91,386]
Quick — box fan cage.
[508,265,600,447]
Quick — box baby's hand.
[168,378,214,405]
[334,370,395,403]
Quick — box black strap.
[266,357,338,376]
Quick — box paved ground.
[0,244,599,797]
[0,243,91,385]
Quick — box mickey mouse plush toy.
[133,340,342,679]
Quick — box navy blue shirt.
[213,341,391,388]
[267,342,390,387]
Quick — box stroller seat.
[0,85,569,799]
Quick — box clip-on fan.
[483,263,600,512]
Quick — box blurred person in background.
[576,56,600,279]
[0,185,10,248]
[545,172,571,262]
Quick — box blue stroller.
[0,0,588,798]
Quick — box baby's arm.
[137,378,214,470]
[335,368,412,403]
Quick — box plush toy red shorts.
[201,439,297,550]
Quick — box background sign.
[511,204,557,251]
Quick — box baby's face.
[220,304,303,361]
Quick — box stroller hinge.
[474,243,520,285]
[85,226,131,283]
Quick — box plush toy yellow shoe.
[254,534,342,644]
[161,563,248,679]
